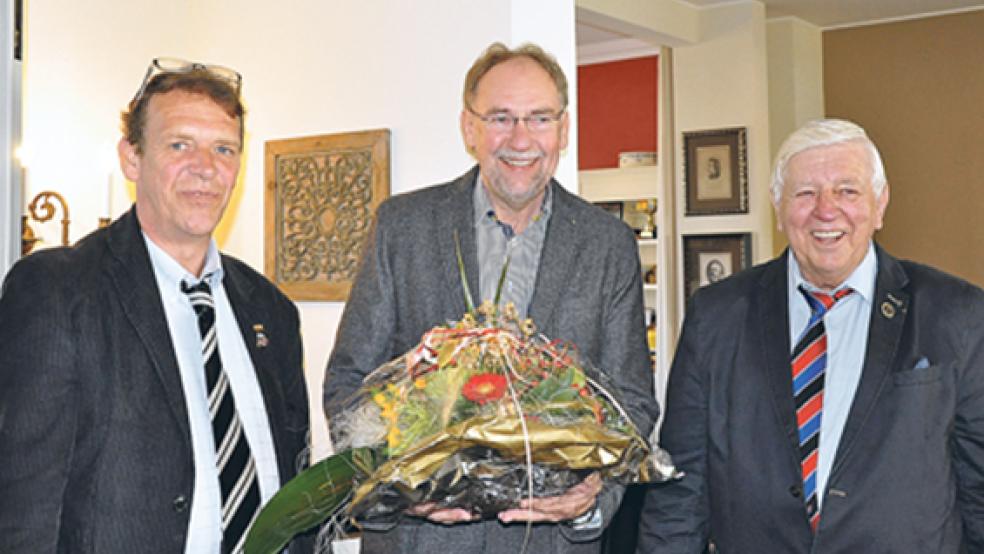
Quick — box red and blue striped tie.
[791,285,853,533]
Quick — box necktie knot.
[181,278,213,296]
[799,285,854,318]
[181,278,215,317]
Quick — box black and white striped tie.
[182,279,261,553]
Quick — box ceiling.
[577,0,984,47]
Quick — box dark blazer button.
[789,485,802,498]
[173,494,189,512]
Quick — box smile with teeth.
[812,230,845,240]
[496,150,542,168]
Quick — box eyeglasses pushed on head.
[131,57,242,105]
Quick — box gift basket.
[244,252,679,554]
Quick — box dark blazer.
[324,167,658,554]
[0,209,311,553]
[637,246,984,553]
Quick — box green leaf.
[244,447,382,554]
[493,256,510,308]
[453,230,476,316]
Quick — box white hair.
[770,118,887,205]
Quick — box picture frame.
[682,233,752,299]
[264,129,390,301]
[683,127,748,215]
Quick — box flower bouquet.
[243,253,679,554]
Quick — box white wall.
[22,0,577,460]
[22,1,193,246]
[672,1,774,318]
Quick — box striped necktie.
[182,279,261,553]
[791,285,853,533]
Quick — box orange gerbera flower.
[462,373,507,405]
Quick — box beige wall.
[824,9,984,286]
[766,17,823,257]
[673,2,775,301]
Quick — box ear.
[118,138,141,183]
[460,109,476,156]
[558,111,570,151]
[873,183,890,230]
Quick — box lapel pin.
[253,324,269,348]
[881,301,896,319]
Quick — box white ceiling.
[577,0,984,48]
[688,0,984,28]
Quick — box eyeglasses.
[131,57,242,104]
[466,106,564,133]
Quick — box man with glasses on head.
[324,42,657,553]
[0,58,311,554]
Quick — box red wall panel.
[577,56,658,170]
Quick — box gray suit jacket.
[0,209,312,553]
[324,167,658,553]
[637,246,984,553]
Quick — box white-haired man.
[637,119,984,553]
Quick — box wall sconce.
[20,191,113,255]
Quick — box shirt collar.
[472,173,553,233]
[143,233,224,290]
[788,241,877,303]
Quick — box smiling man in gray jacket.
[324,42,657,554]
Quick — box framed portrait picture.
[264,129,390,301]
[683,127,748,216]
[683,233,752,299]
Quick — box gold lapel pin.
[253,324,269,348]
[882,292,905,319]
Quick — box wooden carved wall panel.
[265,129,390,301]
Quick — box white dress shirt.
[145,235,281,553]
[787,244,877,508]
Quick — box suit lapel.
[437,167,480,314]
[757,254,803,463]
[830,246,909,475]
[104,209,191,445]
[529,182,581,327]
[221,264,287,458]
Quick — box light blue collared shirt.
[144,235,281,553]
[787,244,877,509]
[474,177,552,319]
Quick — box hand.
[407,502,477,525]
[498,472,603,523]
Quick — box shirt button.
[788,485,802,498]
[172,494,189,512]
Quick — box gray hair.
[770,118,887,204]
[463,42,568,112]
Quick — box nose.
[506,119,534,149]
[190,148,217,179]
[813,188,838,219]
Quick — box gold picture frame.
[264,129,390,301]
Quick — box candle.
[107,172,114,218]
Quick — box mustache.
[495,148,544,161]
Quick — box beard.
[483,147,552,213]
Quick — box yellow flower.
[522,318,536,336]
[373,392,388,407]
[387,426,401,448]
[414,377,427,389]
[503,302,519,322]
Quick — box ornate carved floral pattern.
[276,149,374,284]
[265,129,390,301]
